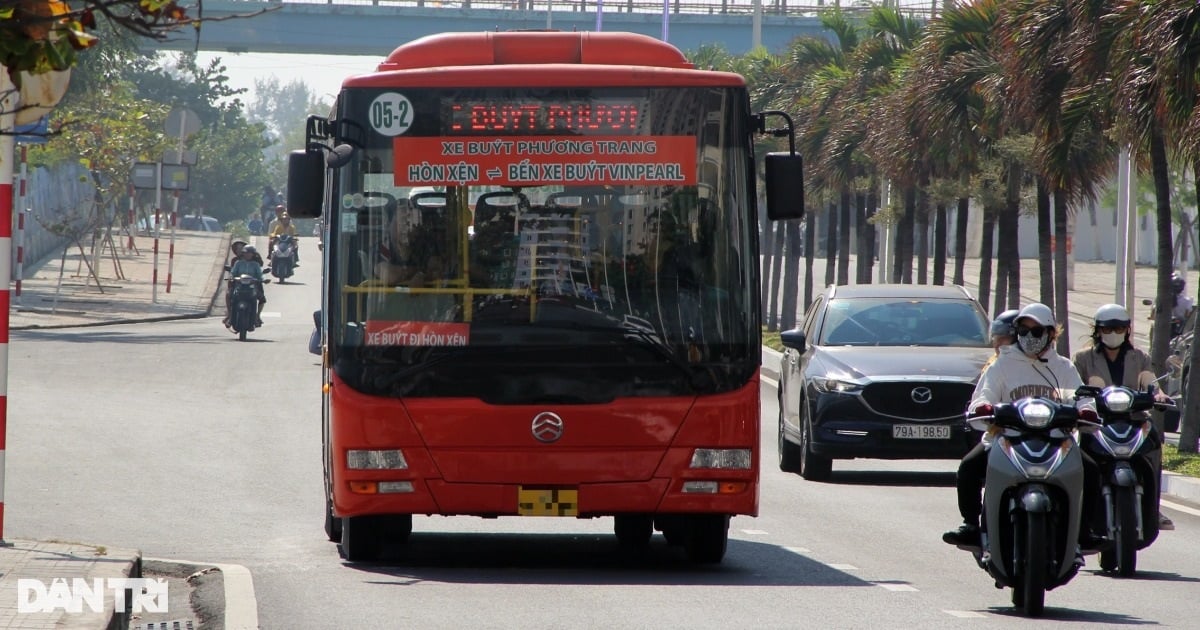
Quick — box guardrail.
[259,0,937,19]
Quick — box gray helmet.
[242,245,258,256]
[990,309,1019,339]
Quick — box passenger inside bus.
[373,197,449,287]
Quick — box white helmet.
[1095,303,1131,328]
[1017,302,1055,327]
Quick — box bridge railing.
[270,0,936,19]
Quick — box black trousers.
[955,441,1101,534]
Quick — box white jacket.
[969,344,1095,413]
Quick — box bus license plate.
[893,425,951,439]
[517,487,579,516]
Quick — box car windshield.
[819,297,989,347]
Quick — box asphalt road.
[6,240,1200,629]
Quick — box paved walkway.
[3,228,231,628]
[11,229,231,330]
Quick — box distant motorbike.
[953,395,1098,617]
[271,234,297,283]
[228,274,268,341]
[1077,380,1172,577]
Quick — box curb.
[0,539,141,630]
[144,557,258,630]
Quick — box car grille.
[860,381,976,421]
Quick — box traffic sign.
[161,149,198,165]
[164,108,201,139]
[131,162,158,190]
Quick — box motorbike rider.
[943,303,1107,551]
[268,211,299,267]
[1169,271,1194,333]
[1072,303,1175,531]
[229,244,266,328]
[223,239,265,328]
[988,309,1019,356]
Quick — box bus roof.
[377,31,693,71]
[343,32,745,89]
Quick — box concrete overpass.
[152,0,917,59]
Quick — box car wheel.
[798,401,832,482]
[778,387,802,473]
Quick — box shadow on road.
[1086,569,1200,583]
[984,605,1156,625]
[342,534,875,587]
[823,470,957,488]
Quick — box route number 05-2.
[369,93,413,137]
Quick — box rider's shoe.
[942,523,980,546]
[1159,513,1175,531]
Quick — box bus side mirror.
[287,150,326,218]
[765,152,804,221]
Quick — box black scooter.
[1077,380,1173,577]
[228,273,269,341]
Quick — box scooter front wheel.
[1019,510,1047,617]
[1115,485,1139,577]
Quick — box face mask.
[1018,332,1050,357]
[1101,332,1126,349]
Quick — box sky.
[192,51,374,105]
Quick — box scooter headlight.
[1103,390,1132,413]
[1021,402,1053,429]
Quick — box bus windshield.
[326,86,757,402]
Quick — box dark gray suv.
[777,284,993,481]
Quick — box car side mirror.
[780,328,807,353]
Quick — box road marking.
[828,563,858,571]
[741,529,769,535]
[262,312,282,318]
[783,546,811,554]
[147,557,258,630]
[876,582,919,592]
[761,374,778,388]
[1161,498,1200,517]
[943,610,985,618]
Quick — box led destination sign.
[448,101,642,135]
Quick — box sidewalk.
[3,229,231,629]
[10,229,231,330]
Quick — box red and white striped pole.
[166,194,177,293]
[126,183,135,251]
[152,163,162,303]
[14,145,26,304]
[1,67,18,543]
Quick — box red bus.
[287,31,803,563]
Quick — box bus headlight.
[689,448,751,469]
[347,449,408,470]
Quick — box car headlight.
[813,378,863,394]
[1020,402,1053,429]
[1103,390,1133,413]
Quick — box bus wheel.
[614,515,653,548]
[382,514,413,544]
[684,515,729,564]
[340,516,383,562]
[324,496,342,543]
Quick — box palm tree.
[1000,0,1119,354]
[898,0,1007,306]
[1138,0,1200,451]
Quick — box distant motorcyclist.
[269,212,299,267]
[1169,271,1194,332]
[943,303,1106,552]
[1073,303,1174,531]
[223,239,264,329]
[229,245,266,328]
